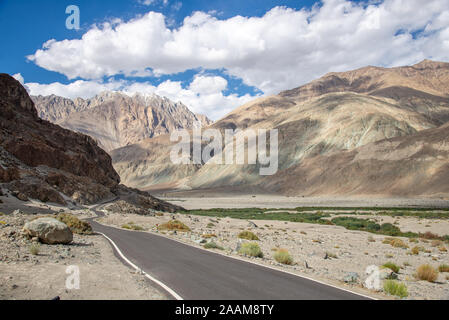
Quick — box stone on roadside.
[22,217,73,245]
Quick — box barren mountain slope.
[265,121,449,197]
[112,60,449,197]
[33,93,212,151]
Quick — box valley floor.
[157,194,449,210]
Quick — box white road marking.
[97,231,184,301]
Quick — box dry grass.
[410,246,425,255]
[431,240,443,247]
[238,231,260,241]
[202,234,217,239]
[122,223,145,231]
[438,264,449,273]
[158,220,190,232]
[56,213,92,235]
[383,237,409,249]
[415,264,439,282]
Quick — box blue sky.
[1,0,448,119]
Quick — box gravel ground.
[0,212,167,300]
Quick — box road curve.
[89,216,370,300]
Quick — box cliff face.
[0,74,182,211]
[33,92,213,152]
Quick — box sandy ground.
[0,200,167,300]
[98,208,449,300]
[159,195,449,210]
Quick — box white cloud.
[23,75,254,120]
[28,0,449,95]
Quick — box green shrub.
[382,262,400,273]
[238,231,260,241]
[204,242,224,250]
[383,280,408,298]
[158,220,190,232]
[273,249,293,265]
[206,223,215,228]
[56,213,92,235]
[239,242,263,258]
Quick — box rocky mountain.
[111,60,449,198]
[32,92,212,152]
[0,74,181,212]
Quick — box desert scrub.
[382,262,400,273]
[202,233,217,239]
[122,223,145,231]
[410,246,425,255]
[29,243,40,255]
[0,220,6,225]
[238,231,260,241]
[409,238,418,243]
[383,280,408,298]
[431,240,443,247]
[439,245,447,252]
[239,242,263,258]
[273,249,294,265]
[158,220,190,232]
[415,264,439,282]
[439,264,449,273]
[56,213,92,235]
[383,237,409,249]
[206,223,215,228]
[204,242,224,250]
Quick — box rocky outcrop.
[33,92,213,152]
[23,217,73,244]
[0,74,183,212]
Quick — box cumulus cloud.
[28,0,449,95]
[23,75,253,120]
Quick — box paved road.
[89,214,370,300]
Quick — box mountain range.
[110,60,449,198]
[32,92,212,152]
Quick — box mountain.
[32,92,213,152]
[111,60,449,198]
[0,73,181,212]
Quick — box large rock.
[23,218,73,244]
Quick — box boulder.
[23,217,73,244]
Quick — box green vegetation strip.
[182,209,449,241]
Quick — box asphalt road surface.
[88,213,372,300]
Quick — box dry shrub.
[415,264,439,282]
